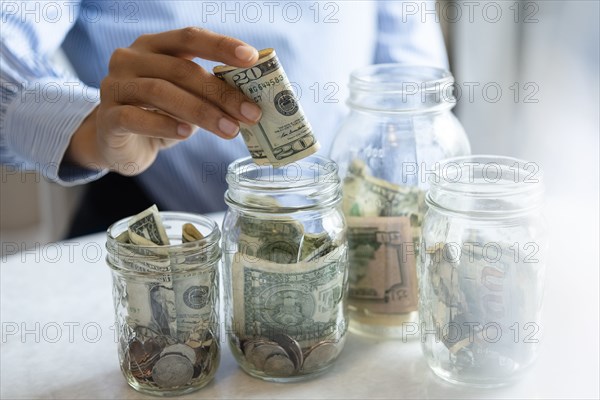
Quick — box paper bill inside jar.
[117,205,216,341]
[213,48,320,166]
[231,244,347,349]
[342,159,424,315]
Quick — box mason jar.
[106,213,221,396]
[419,156,547,387]
[222,155,348,382]
[330,65,471,339]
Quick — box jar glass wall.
[330,65,471,339]
[222,156,348,382]
[419,156,547,387]
[106,213,221,396]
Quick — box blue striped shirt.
[1,0,447,213]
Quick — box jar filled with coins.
[419,156,547,386]
[106,207,221,396]
[222,155,348,382]
[330,65,471,339]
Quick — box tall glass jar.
[419,156,547,387]
[222,155,348,382]
[106,213,221,396]
[330,65,470,339]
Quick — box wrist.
[64,107,108,170]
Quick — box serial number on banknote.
[249,75,285,93]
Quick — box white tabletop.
[1,203,598,399]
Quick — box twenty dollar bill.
[213,48,320,166]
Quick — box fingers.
[108,50,262,124]
[132,27,259,68]
[101,28,262,142]
[103,77,241,139]
[106,105,195,139]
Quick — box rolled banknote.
[231,244,348,349]
[342,159,424,317]
[125,205,177,335]
[119,206,217,341]
[423,240,541,371]
[213,48,320,166]
[128,204,170,246]
[238,215,305,264]
[182,223,204,243]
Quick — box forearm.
[1,0,108,185]
[0,78,106,185]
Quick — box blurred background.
[1,0,599,250]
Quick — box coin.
[160,343,196,363]
[273,333,303,370]
[242,338,268,357]
[246,342,287,371]
[151,354,194,388]
[128,338,162,380]
[302,341,339,372]
[263,353,295,377]
[128,339,146,361]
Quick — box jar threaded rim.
[426,155,544,218]
[225,155,342,212]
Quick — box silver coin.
[246,342,287,371]
[242,338,269,356]
[151,354,194,388]
[273,333,303,370]
[160,343,196,363]
[263,353,295,377]
[302,341,339,372]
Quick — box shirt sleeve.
[375,0,449,68]
[0,1,106,186]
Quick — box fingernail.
[240,102,262,122]
[235,45,258,62]
[218,118,239,137]
[177,123,193,137]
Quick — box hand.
[66,27,262,175]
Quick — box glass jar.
[419,156,547,387]
[106,213,221,396]
[330,65,471,339]
[222,155,348,382]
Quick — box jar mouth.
[226,155,338,190]
[426,155,544,218]
[106,212,221,273]
[347,64,456,113]
[349,64,454,93]
[225,155,341,211]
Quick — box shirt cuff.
[2,78,108,186]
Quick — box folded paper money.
[214,48,320,166]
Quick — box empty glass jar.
[106,212,221,396]
[419,156,547,387]
[221,155,348,382]
[330,65,470,339]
